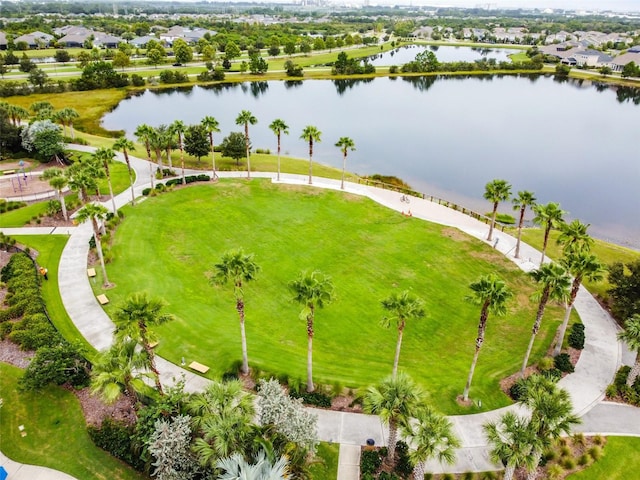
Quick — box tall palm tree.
[381,290,426,379]
[401,405,460,480]
[113,136,136,206]
[554,252,605,356]
[113,292,175,396]
[201,115,221,179]
[618,314,640,386]
[171,119,187,184]
[532,202,566,266]
[57,107,80,139]
[6,104,30,126]
[269,119,289,182]
[66,161,97,204]
[236,110,257,179]
[483,411,539,480]
[94,147,117,214]
[216,450,289,480]
[75,203,110,286]
[518,375,580,480]
[91,338,154,406]
[149,125,168,173]
[300,125,321,185]
[213,249,261,375]
[557,219,594,255]
[41,167,69,221]
[462,274,512,401]
[520,263,571,377]
[135,123,156,188]
[289,270,334,392]
[364,372,424,465]
[512,190,536,259]
[484,179,512,242]
[335,136,355,190]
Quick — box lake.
[367,44,521,66]
[101,75,640,250]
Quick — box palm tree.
[201,115,221,179]
[554,252,605,356]
[91,338,154,406]
[135,123,156,188]
[213,249,261,375]
[57,107,80,139]
[94,147,117,214]
[335,136,355,190]
[518,375,580,480]
[149,125,168,173]
[512,190,536,259]
[289,270,334,392]
[187,379,255,466]
[381,290,426,379]
[300,125,322,185]
[483,411,539,480]
[6,104,30,127]
[462,274,512,401]
[41,167,69,221]
[618,314,640,386]
[364,372,424,465]
[269,119,289,182]
[520,264,571,377]
[236,110,257,179]
[113,137,136,206]
[75,203,110,286]
[484,179,512,242]
[113,292,175,396]
[532,202,566,266]
[401,405,460,480]
[216,450,289,480]
[66,161,98,205]
[557,219,594,255]
[171,119,187,184]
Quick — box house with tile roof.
[14,31,54,49]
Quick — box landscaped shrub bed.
[142,174,211,195]
[606,365,640,406]
[360,441,411,479]
[0,199,26,213]
[568,323,585,350]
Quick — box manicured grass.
[309,442,340,480]
[568,437,640,479]
[518,228,640,299]
[103,179,564,414]
[11,235,97,357]
[0,201,48,227]
[0,363,146,480]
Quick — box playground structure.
[0,160,56,202]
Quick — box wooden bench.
[148,341,159,349]
[96,294,109,305]
[188,361,210,374]
[87,268,96,277]
[3,170,15,175]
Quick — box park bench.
[87,268,96,277]
[3,170,15,175]
[188,361,210,374]
[96,294,109,305]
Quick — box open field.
[99,179,566,414]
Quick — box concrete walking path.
[0,452,78,480]
[1,147,638,478]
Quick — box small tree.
[149,415,198,480]
[220,131,248,166]
[184,124,210,163]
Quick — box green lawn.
[0,202,48,227]
[309,442,340,480]
[568,437,640,479]
[101,179,564,414]
[12,234,97,357]
[518,228,640,299]
[0,363,147,480]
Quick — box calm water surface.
[368,45,521,66]
[102,75,640,249]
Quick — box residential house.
[412,26,434,38]
[129,35,162,48]
[0,31,7,50]
[544,31,574,44]
[14,31,54,49]
[159,26,216,46]
[57,26,122,48]
[610,51,640,72]
[572,49,614,68]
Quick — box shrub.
[360,449,382,475]
[541,368,562,382]
[568,323,585,350]
[559,445,572,457]
[578,453,592,466]
[509,378,528,400]
[562,457,576,470]
[290,389,332,408]
[394,441,412,477]
[538,356,555,371]
[389,65,398,74]
[547,464,565,480]
[572,433,586,446]
[614,366,631,387]
[131,74,145,86]
[442,474,455,480]
[554,353,574,373]
[142,187,152,196]
[88,418,144,470]
[588,445,603,461]
[18,342,90,390]
[592,434,605,446]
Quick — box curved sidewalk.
[1,148,634,475]
[0,452,78,480]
